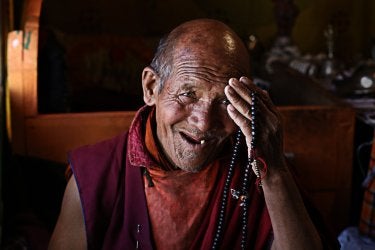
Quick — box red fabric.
[359,131,375,238]
[144,109,224,248]
[145,162,221,249]
[135,106,272,249]
[70,105,272,249]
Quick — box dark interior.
[2,0,375,249]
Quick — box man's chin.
[177,164,204,173]
[172,148,221,172]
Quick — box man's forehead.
[178,80,228,89]
[170,54,243,83]
[172,62,233,84]
[171,41,249,77]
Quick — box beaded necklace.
[212,92,262,250]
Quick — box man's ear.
[142,66,159,106]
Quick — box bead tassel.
[211,130,242,250]
[212,92,258,250]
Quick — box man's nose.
[188,102,216,133]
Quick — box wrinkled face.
[153,57,238,172]
[143,20,250,172]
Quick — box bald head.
[150,19,250,91]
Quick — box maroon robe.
[69,106,272,249]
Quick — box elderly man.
[48,19,334,249]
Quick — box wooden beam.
[21,0,42,27]
[25,111,136,163]
[7,30,25,154]
[22,0,40,117]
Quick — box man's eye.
[178,91,196,103]
[179,92,196,99]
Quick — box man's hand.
[224,76,286,173]
[225,77,324,250]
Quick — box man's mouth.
[180,132,208,146]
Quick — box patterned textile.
[359,134,375,238]
[338,227,375,250]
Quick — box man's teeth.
[181,132,207,145]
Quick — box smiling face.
[142,19,250,172]
[153,66,236,172]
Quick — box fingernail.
[227,104,235,112]
[229,78,236,86]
